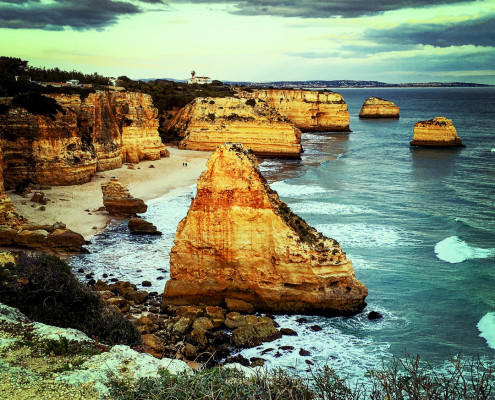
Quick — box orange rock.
[410,117,464,147]
[101,177,147,216]
[359,97,399,118]
[167,97,302,158]
[0,145,21,228]
[247,89,350,132]
[163,144,367,316]
[142,333,165,358]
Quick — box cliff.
[410,117,464,147]
[0,92,168,187]
[247,89,350,132]
[167,97,302,159]
[163,144,368,316]
[0,145,21,228]
[359,97,399,118]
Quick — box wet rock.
[189,329,208,349]
[280,345,294,351]
[225,354,250,367]
[173,317,192,334]
[245,315,258,325]
[94,279,110,292]
[280,328,298,336]
[123,290,149,304]
[192,317,214,331]
[261,348,275,355]
[128,218,161,235]
[87,278,96,286]
[31,192,47,204]
[177,305,204,319]
[181,343,197,360]
[250,357,265,367]
[231,322,281,348]
[205,306,225,328]
[225,298,255,314]
[142,333,165,358]
[309,325,322,332]
[77,268,85,273]
[296,317,308,324]
[299,349,311,356]
[368,311,383,320]
[142,280,152,287]
[224,312,247,329]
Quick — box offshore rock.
[128,217,161,235]
[101,177,147,216]
[167,97,301,158]
[0,92,168,187]
[163,144,367,316]
[247,89,350,132]
[410,117,465,147]
[359,97,399,118]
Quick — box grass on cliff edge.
[108,353,494,400]
[0,252,141,346]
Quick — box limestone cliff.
[167,97,302,159]
[0,92,168,187]
[163,144,367,316]
[111,92,168,163]
[359,97,399,118]
[410,117,464,147]
[247,89,350,132]
[0,145,21,228]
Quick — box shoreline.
[8,147,211,240]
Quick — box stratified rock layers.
[359,97,399,118]
[410,117,464,147]
[163,144,367,316]
[0,92,168,187]
[101,177,147,216]
[250,89,350,132]
[0,145,20,227]
[168,97,302,158]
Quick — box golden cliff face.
[168,97,302,159]
[0,145,21,227]
[0,92,168,187]
[249,89,350,132]
[359,97,399,118]
[112,92,167,163]
[163,144,368,316]
[410,117,464,147]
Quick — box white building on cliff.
[187,71,212,85]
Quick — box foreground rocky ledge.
[163,144,367,316]
[410,117,465,147]
[359,97,399,118]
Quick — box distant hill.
[221,80,492,88]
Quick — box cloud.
[366,14,495,47]
[0,0,161,30]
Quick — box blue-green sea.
[71,87,495,377]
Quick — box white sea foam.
[270,181,330,198]
[478,312,495,349]
[491,148,495,153]
[290,201,371,215]
[315,223,406,247]
[434,236,495,263]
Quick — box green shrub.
[245,98,256,107]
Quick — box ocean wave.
[434,236,495,263]
[491,149,495,153]
[270,181,331,198]
[314,223,407,247]
[478,312,495,349]
[290,201,372,215]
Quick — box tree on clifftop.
[0,57,28,76]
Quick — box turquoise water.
[71,87,495,376]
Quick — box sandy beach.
[8,147,211,240]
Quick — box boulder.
[101,178,147,216]
[225,298,255,314]
[142,334,165,359]
[128,218,161,235]
[44,228,85,251]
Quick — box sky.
[0,0,494,84]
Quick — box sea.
[70,87,495,378]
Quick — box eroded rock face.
[0,145,21,228]
[247,89,350,132]
[167,97,302,158]
[101,177,147,216]
[0,92,168,187]
[163,144,367,316]
[359,97,399,118]
[410,117,464,147]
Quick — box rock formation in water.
[0,92,168,187]
[101,177,147,216]
[410,117,464,147]
[166,97,302,158]
[163,144,368,316]
[359,97,399,118]
[245,89,350,132]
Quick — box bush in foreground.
[0,252,141,346]
[108,353,494,400]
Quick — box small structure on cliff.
[167,97,302,158]
[162,143,368,316]
[410,117,464,147]
[101,177,147,216]
[246,89,350,132]
[359,97,399,118]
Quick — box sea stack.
[359,97,399,118]
[162,143,367,316]
[410,117,464,147]
[167,97,302,159]
[101,177,147,216]
[249,89,350,132]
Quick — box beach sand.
[8,148,211,240]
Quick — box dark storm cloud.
[0,0,162,30]
[165,0,472,18]
[367,15,495,47]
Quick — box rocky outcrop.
[163,144,367,316]
[167,97,302,158]
[247,89,350,132]
[410,117,464,147]
[128,218,161,235]
[0,92,168,187]
[101,177,147,216]
[111,92,168,163]
[359,97,399,118]
[0,145,21,228]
